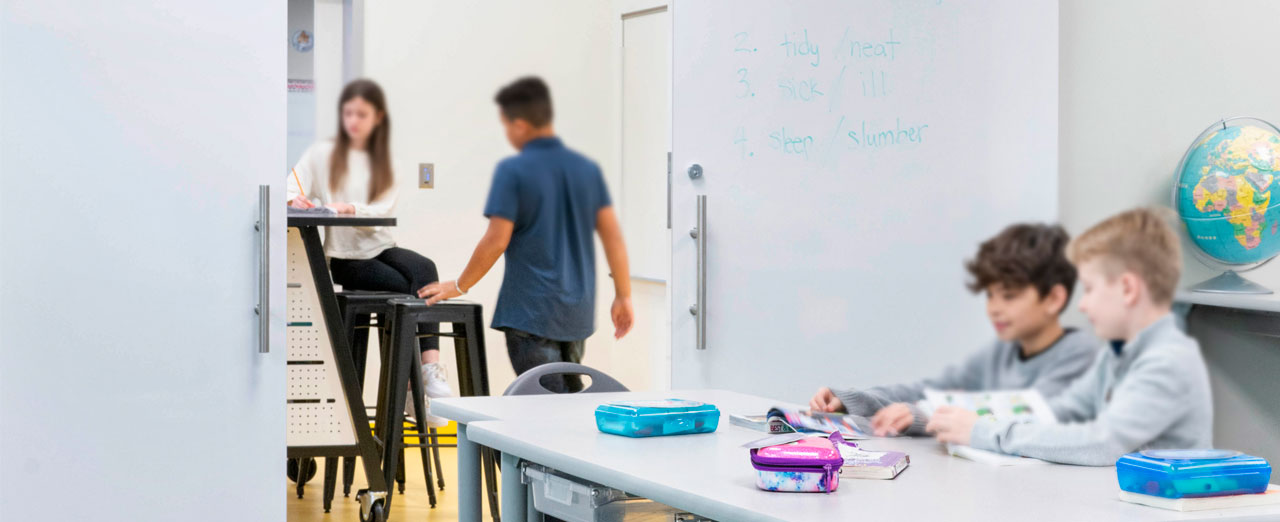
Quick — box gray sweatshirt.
[831,328,1099,435]
[970,314,1213,466]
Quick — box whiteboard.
[670,0,1058,401]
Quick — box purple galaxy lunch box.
[749,432,844,493]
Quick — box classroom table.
[435,390,1280,522]
[286,214,396,520]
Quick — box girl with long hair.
[288,79,450,425]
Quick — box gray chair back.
[502,362,629,396]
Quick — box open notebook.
[920,388,1054,466]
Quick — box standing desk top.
[287,214,397,227]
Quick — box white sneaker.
[421,363,452,427]
[423,363,453,399]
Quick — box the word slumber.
[847,118,929,148]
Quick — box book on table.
[836,443,909,480]
[1118,484,1280,512]
[920,388,1055,466]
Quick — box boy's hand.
[808,387,844,413]
[289,195,315,209]
[418,280,461,306]
[611,296,634,339]
[870,403,915,437]
[925,406,979,446]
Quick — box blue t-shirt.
[483,137,612,341]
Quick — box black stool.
[319,291,451,512]
[384,299,494,520]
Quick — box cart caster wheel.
[359,499,386,522]
[287,458,318,484]
[356,490,388,522]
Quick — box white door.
[621,6,671,283]
[670,0,1058,401]
[616,5,672,391]
[0,2,286,521]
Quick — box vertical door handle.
[255,184,270,354]
[666,152,673,230]
[689,195,707,350]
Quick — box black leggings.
[330,247,439,352]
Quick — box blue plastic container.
[1116,449,1272,499]
[594,399,720,438]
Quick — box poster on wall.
[291,29,314,53]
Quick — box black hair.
[494,76,554,128]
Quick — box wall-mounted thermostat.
[419,163,434,189]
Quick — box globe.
[1174,118,1280,293]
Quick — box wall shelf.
[1175,291,1280,315]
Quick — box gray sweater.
[831,328,1099,435]
[970,314,1214,466]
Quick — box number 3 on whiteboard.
[737,68,752,98]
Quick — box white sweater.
[288,141,397,260]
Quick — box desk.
[433,390,759,521]
[437,390,1280,522]
[286,215,396,519]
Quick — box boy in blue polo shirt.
[419,76,634,393]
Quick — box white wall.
[1060,0,1280,460]
[1059,0,1280,305]
[359,0,663,394]
[313,0,344,142]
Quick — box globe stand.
[1188,270,1273,295]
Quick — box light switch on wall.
[419,163,434,189]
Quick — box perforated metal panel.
[286,228,357,446]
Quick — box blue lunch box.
[1116,449,1271,499]
[594,399,720,438]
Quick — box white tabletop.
[439,390,1280,521]
[431,389,768,424]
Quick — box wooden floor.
[287,423,501,522]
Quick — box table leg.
[458,423,483,522]
[501,451,527,522]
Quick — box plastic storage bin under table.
[520,462,712,522]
